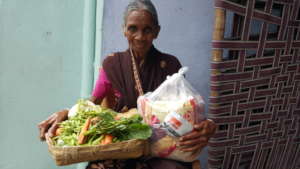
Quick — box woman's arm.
[38,109,69,140]
[38,68,113,140]
[91,68,113,105]
[178,119,216,152]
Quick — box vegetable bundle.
[53,100,152,147]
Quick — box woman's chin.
[132,46,151,54]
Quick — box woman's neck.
[134,52,146,67]
[131,48,150,64]
[130,46,154,66]
[133,50,148,59]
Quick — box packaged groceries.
[137,67,206,162]
[46,100,151,166]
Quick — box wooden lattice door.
[208,0,300,169]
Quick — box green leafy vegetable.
[53,100,152,147]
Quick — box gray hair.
[123,0,159,26]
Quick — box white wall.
[0,0,85,169]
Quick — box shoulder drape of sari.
[102,46,182,112]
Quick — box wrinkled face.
[124,10,160,56]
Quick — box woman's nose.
[135,31,145,40]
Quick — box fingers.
[37,110,68,141]
[179,135,208,153]
[177,120,217,153]
[203,120,217,137]
[38,115,55,141]
[179,143,206,152]
[179,136,208,147]
[193,122,206,131]
[194,120,217,136]
[179,125,206,142]
[48,121,59,138]
[180,130,202,141]
[179,136,208,152]
[56,110,69,121]
[38,125,47,141]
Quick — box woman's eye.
[128,26,137,32]
[144,27,153,34]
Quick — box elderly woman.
[38,0,216,169]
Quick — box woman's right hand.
[38,109,69,141]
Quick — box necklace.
[130,48,144,96]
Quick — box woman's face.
[124,10,160,56]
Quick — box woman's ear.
[122,25,127,37]
[154,25,161,39]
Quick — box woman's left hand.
[178,119,217,152]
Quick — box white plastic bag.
[137,67,206,162]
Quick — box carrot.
[78,117,92,145]
[100,134,114,145]
[91,117,100,125]
[55,127,63,136]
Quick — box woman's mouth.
[134,42,146,49]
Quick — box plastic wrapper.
[137,67,206,162]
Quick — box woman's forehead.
[126,10,155,26]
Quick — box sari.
[87,46,192,169]
[103,46,181,111]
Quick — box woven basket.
[46,134,149,166]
